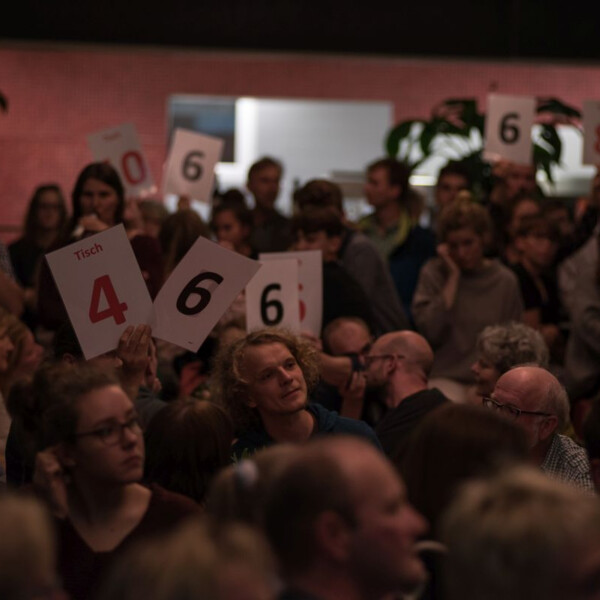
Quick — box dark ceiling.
[2,0,599,61]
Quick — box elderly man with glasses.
[486,365,593,490]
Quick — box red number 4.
[89,275,128,325]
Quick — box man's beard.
[363,381,391,426]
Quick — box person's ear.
[313,510,354,563]
[538,415,559,441]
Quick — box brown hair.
[144,399,234,505]
[293,179,344,214]
[437,196,492,242]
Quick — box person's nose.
[278,367,293,384]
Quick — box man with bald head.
[366,330,449,464]
[488,366,593,490]
[264,436,428,600]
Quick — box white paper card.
[45,225,154,360]
[151,237,261,351]
[87,123,155,196]
[583,100,600,165]
[484,94,535,165]
[245,259,300,333]
[162,129,224,202]
[259,250,322,335]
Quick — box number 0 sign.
[151,236,261,351]
[163,129,224,202]
[484,94,535,165]
[245,258,300,332]
[87,123,155,196]
[45,225,154,360]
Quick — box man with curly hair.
[211,328,380,460]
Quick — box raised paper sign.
[87,123,155,196]
[163,129,224,202]
[45,225,154,359]
[259,250,322,335]
[583,100,600,166]
[484,94,535,165]
[151,236,261,351]
[245,258,300,332]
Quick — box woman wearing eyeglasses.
[25,363,198,600]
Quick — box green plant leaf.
[0,92,7,113]
[533,144,554,183]
[420,123,437,155]
[539,124,562,162]
[385,120,420,157]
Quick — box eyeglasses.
[364,354,404,368]
[482,396,553,419]
[74,415,142,446]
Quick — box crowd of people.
[1,153,600,600]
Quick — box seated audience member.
[247,156,293,253]
[402,403,528,538]
[561,231,600,406]
[263,436,428,600]
[583,397,600,492]
[359,157,437,320]
[568,166,600,253]
[138,199,169,239]
[207,443,300,526]
[543,198,577,264]
[211,328,380,460]
[471,321,549,400]
[9,184,68,327]
[27,363,198,600]
[511,214,565,361]
[365,331,449,464]
[293,206,375,333]
[158,208,211,279]
[442,467,600,600]
[501,193,541,265]
[431,160,472,226]
[211,200,257,258]
[0,493,63,600]
[412,197,523,402]
[98,519,276,600]
[37,163,164,330]
[487,365,593,490]
[0,239,26,317]
[144,399,234,505]
[316,317,374,421]
[294,179,408,334]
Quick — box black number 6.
[176,271,223,315]
[182,151,204,181]
[261,283,283,325]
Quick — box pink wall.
[2,42,600,239]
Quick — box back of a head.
[402,403,528,537]
[0,493,58,600]
[262,437,368,577]
[292,205,344,238]
[293,179,344,214]
[97,518,275,600]
[442,467,600,600]
[144,399,234,505]
[159,209,211,275]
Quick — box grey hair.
[477,322,549,375]
[442,467,600,600]
[542,376,570,432]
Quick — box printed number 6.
[182,151,204,181]
[176,271,223,315]
[499,113,520,144]
[261,283,283,325]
